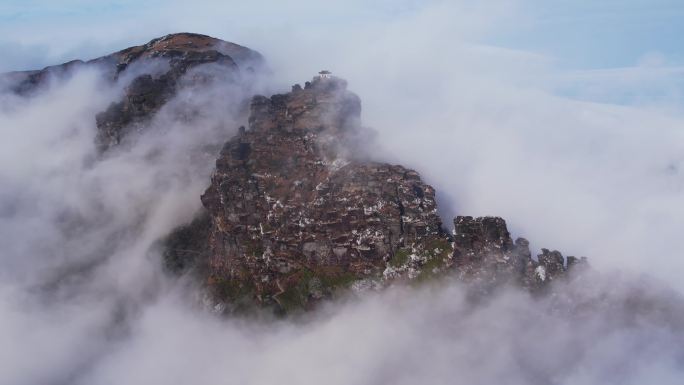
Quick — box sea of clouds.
[2,1,684,384]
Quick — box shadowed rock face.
[2,33,264,152]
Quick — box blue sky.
[1,0,683,107]
[1,0,683,70]
[492,0,684,68]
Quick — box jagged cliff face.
[198,77,448,311]
[167,76,586,313]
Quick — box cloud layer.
[2,1,684,384]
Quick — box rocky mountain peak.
[98,32,264,75]
[165,72,587,314]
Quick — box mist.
[2,1,684,384]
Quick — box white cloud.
[2,1,684,384]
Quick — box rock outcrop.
[195,76,449,312]
[166,74,587,313]
[92,33,263,151]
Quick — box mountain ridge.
[2,33,587,314]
